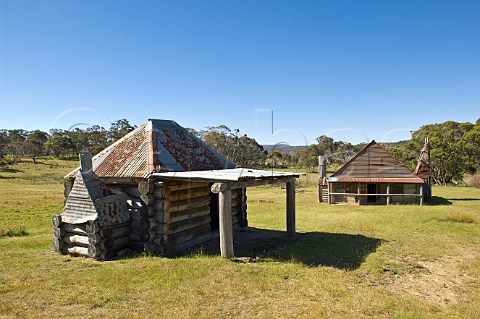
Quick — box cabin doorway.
[208,186,219,231]
[367,184,377,204]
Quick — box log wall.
[150,180,213,255]
[57,177,249,259]
[52,216,132,261]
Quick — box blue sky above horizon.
[1,0,479,146]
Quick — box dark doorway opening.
[367,184,377,203]
[209,184,219,231]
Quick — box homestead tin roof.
[66,119,236,178]
[329,141,424,184]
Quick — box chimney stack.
[318,156,327,179]
[79,152,93,173]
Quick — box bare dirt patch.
[383,250,478,306]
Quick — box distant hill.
[379,140,409,148]
[262,140,409,155]
[262,144,308,155]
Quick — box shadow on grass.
[193,228,384,270]
[271,232,384,270]
[69,228,383,268]
[0,167,23,173]
[448,198,480,201]
[429,196,452,206]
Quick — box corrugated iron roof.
[62,171,102,224]
[66,119,236,178]
[329,177,424,184]
[150,168,301,182]
[330,141,424,183]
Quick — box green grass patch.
[0,225,29,238]
[1,160,480,318]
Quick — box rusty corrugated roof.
[330,177,424,184]
[329,141,424,183]
[66,119,236,178]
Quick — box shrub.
[471,172,480,188]
[0,225,29,238]
[445,214,474,224]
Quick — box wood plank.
[62,245,89,257]
[163,224,211,246]
[167,214,211,235]
[63,234,89,246]
[167,182,209,192]
[167,187,210,202]
[168,205,210,224]
[63,223,88,235]
[166,195,211,213]
[211,178,292,193]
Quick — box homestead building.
[53,119,300,260]
[324,141,428,205]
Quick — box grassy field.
[1,159,479,318]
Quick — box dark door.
[209,186,219,231]
[367,184,377,203]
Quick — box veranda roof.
[150,168,301,183]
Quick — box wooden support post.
[286,180,296,237]
[357,183,361,204]
[419,184,423,206]
[327,182,332,205]
[386,184,391,205]
[318,156,326,203]
[317,185,321,203]
[219,184,234,258]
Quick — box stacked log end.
[53,216,132,261]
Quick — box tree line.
[389,119,480,186]
[0,119,136,163]
[0,120,267,167]
[269,118,480,186]
[1,118,479,186]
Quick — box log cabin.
[53,119,300,260]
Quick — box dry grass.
[1,159,480,318]
[444,214,475,224]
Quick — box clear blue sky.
[1,0,479,146]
